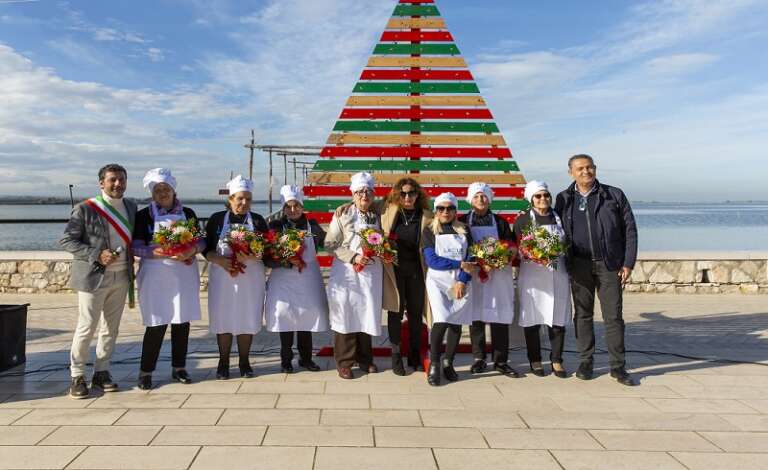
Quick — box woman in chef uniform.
[132,168,203,390]
[423,192,476,386]
[265,185,328,373]
[203,175,269,380]
[516,180,571,378]
[458,182,519,377]
[325,172,399,380]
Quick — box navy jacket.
[554,180,638,272]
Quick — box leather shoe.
[281,363,294,374]
[361,363,378,374]
[137,374,152,390]
[442,359,458,382]
[494,363,520,377]
[470,359,487,374]
[552,363,568,379]
[427,362,441,386]
[216,364,230,380]
[610,367,638,386]
[529,363,546,377]
[91,371,118,392]
[392,351,406,376]
[575,362,594,380]
[172,369,192,384]
[69,376,89,399]
[298,360,321,372]
[408,356,424,371]
[337,367,353,379]
[239,364,255,378]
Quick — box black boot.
[391,344,406,376]
[442,358,458,382]
[427,361,441,386]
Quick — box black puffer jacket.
[555,180,638,272]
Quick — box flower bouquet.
[518,222,566,270]
[468,237,515,282]
[354,228,397,272]
[152,218,203,262]
[272,228,309,272]
[224,226,269,275]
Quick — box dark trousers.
[469,321,510,364]
[334,332,373,369]
[571,257,626,368]
[388,265,425,361]
[279,331,313,365]
[429,322,461,364]
[523,325,566,364]
[140,322,190,373]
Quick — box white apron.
[468,212,515,324]
[518,210,572,327]
[136,203,201,327]
[425,231,473,325]
[207,212,266,335]
[265,222,329,332]
[326,209,383,336]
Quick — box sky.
[0,0,766,202]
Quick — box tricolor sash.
[84,195,135,308]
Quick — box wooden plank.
[380,31,452,42]
[306,212,520,226]
[367,57,466,67]
[304,199,527,212]
[313,159,518,172]
[386,18,445,29]
[321,146,511,159]
[333,121,499,133]
[398,0,434,3]
[353,82,479,94]
[327,133,507,146]
[339,108,492,120]
[393,5,440,16]
[308,172,526,185]
[303,185,526,198]
[359,70,473,81]
[346,96,485,106]
[373,44,460,55]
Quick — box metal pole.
[292,158,298,185]
[68,185,74,208]
[267,149,274,214]
[283,153,288,186]
[248,129,255,180]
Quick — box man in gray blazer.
[60,164,137,398]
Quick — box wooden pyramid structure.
[303,0,528,266]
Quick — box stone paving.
[0,293,766,469]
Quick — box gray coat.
[59,199,137,292]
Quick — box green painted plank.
[304,199,528,212]
[393,5,440,16]
[312,160,518,172]
[373,44,460,55]
[333,121,499,133]
[353,82,480,94]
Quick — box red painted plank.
[380,31,453,42]
[304,185,525,198]
[339,108,492,120]
[307,210,520,226]
[399,0,434,3]
[320,146,512,159]
[359,69,473,81]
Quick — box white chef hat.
[349,171,375,193]
[433,192,458,210]
[227,174,254,195]
[142,168,177,193]
[524,180,549,202]
[280,185,304,205]
[466,181,493,204]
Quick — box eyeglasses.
[533,193,551,200]
[353,189,372,197]
[400,190,418,198]
[435,206,456,213]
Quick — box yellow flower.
[179,231,193,244]
[250,241,263,253]
[288,240,301,251]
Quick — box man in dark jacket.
[555,154,638,386]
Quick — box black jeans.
[570,257,626,368]
[388,265,425,361]
[469,321,510,364]
[429,322,461,364]
[279,331,313,365]
[140,322,190,373]
[524,325,565,364]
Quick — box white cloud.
[645,53,718,75]
[144,47,165,62]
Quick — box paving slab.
[115,408,223,425]
[0,445,84,470]
[13,408,125,426]
[482,428,603,450]
[321,409,422,426]
[189,446,315,470]
[699,431,768,452]
[87,392,188,408]
[717,414,768,431]
[0,425,57,445]
[370,393,463,410]
[40,425,160,445]
[151,425,267,445]
[551,449,687,469]
[238,380,325,394]
[374,426,487,448]
[263,424,374,446]
[0,408,31,424]
[0,393,96,408]
[434,448,562,470]
[181,393,277,408]
[420,409,526,428]
[589,430,720,451]
[670,451,768,470]
[277,393,369,409]
[68,445,199,470]
[218,408,320,425]
[315,447,437,470]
